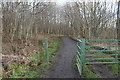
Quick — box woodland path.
[45,36,118,78]
[46,36,80,78]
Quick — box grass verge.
[82,64,101,78]
[3,37,61,78]
[108,64,120,76]
[73,57,101,78]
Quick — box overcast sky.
[0,0,119,2]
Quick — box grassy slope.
[5,37,61,78]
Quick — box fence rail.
[76,39,120,76]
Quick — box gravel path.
[46,36,80,78]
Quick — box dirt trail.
[92,64,117,78]
[45,36,118,78]
[46,36,80,78]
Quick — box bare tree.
[0,2,3,77]
[116,1,120,61]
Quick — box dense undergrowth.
[2,37,61,78]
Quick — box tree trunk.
[0,3,3,77]
[116,1,120,62]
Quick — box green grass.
[83,43,119,77]
[77,42,101,78]
[4,37,61,78]
[82,64,101,78]
[108,64,120,76]
[48,37,61,62]
[73,58,101,78]
[89,51,97,54]
[92,50,119,76]
[94,56,113,62]
[85,41,90,45]
[92,52,119,76]
[0,77,2,80]
[72,57,78,71]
